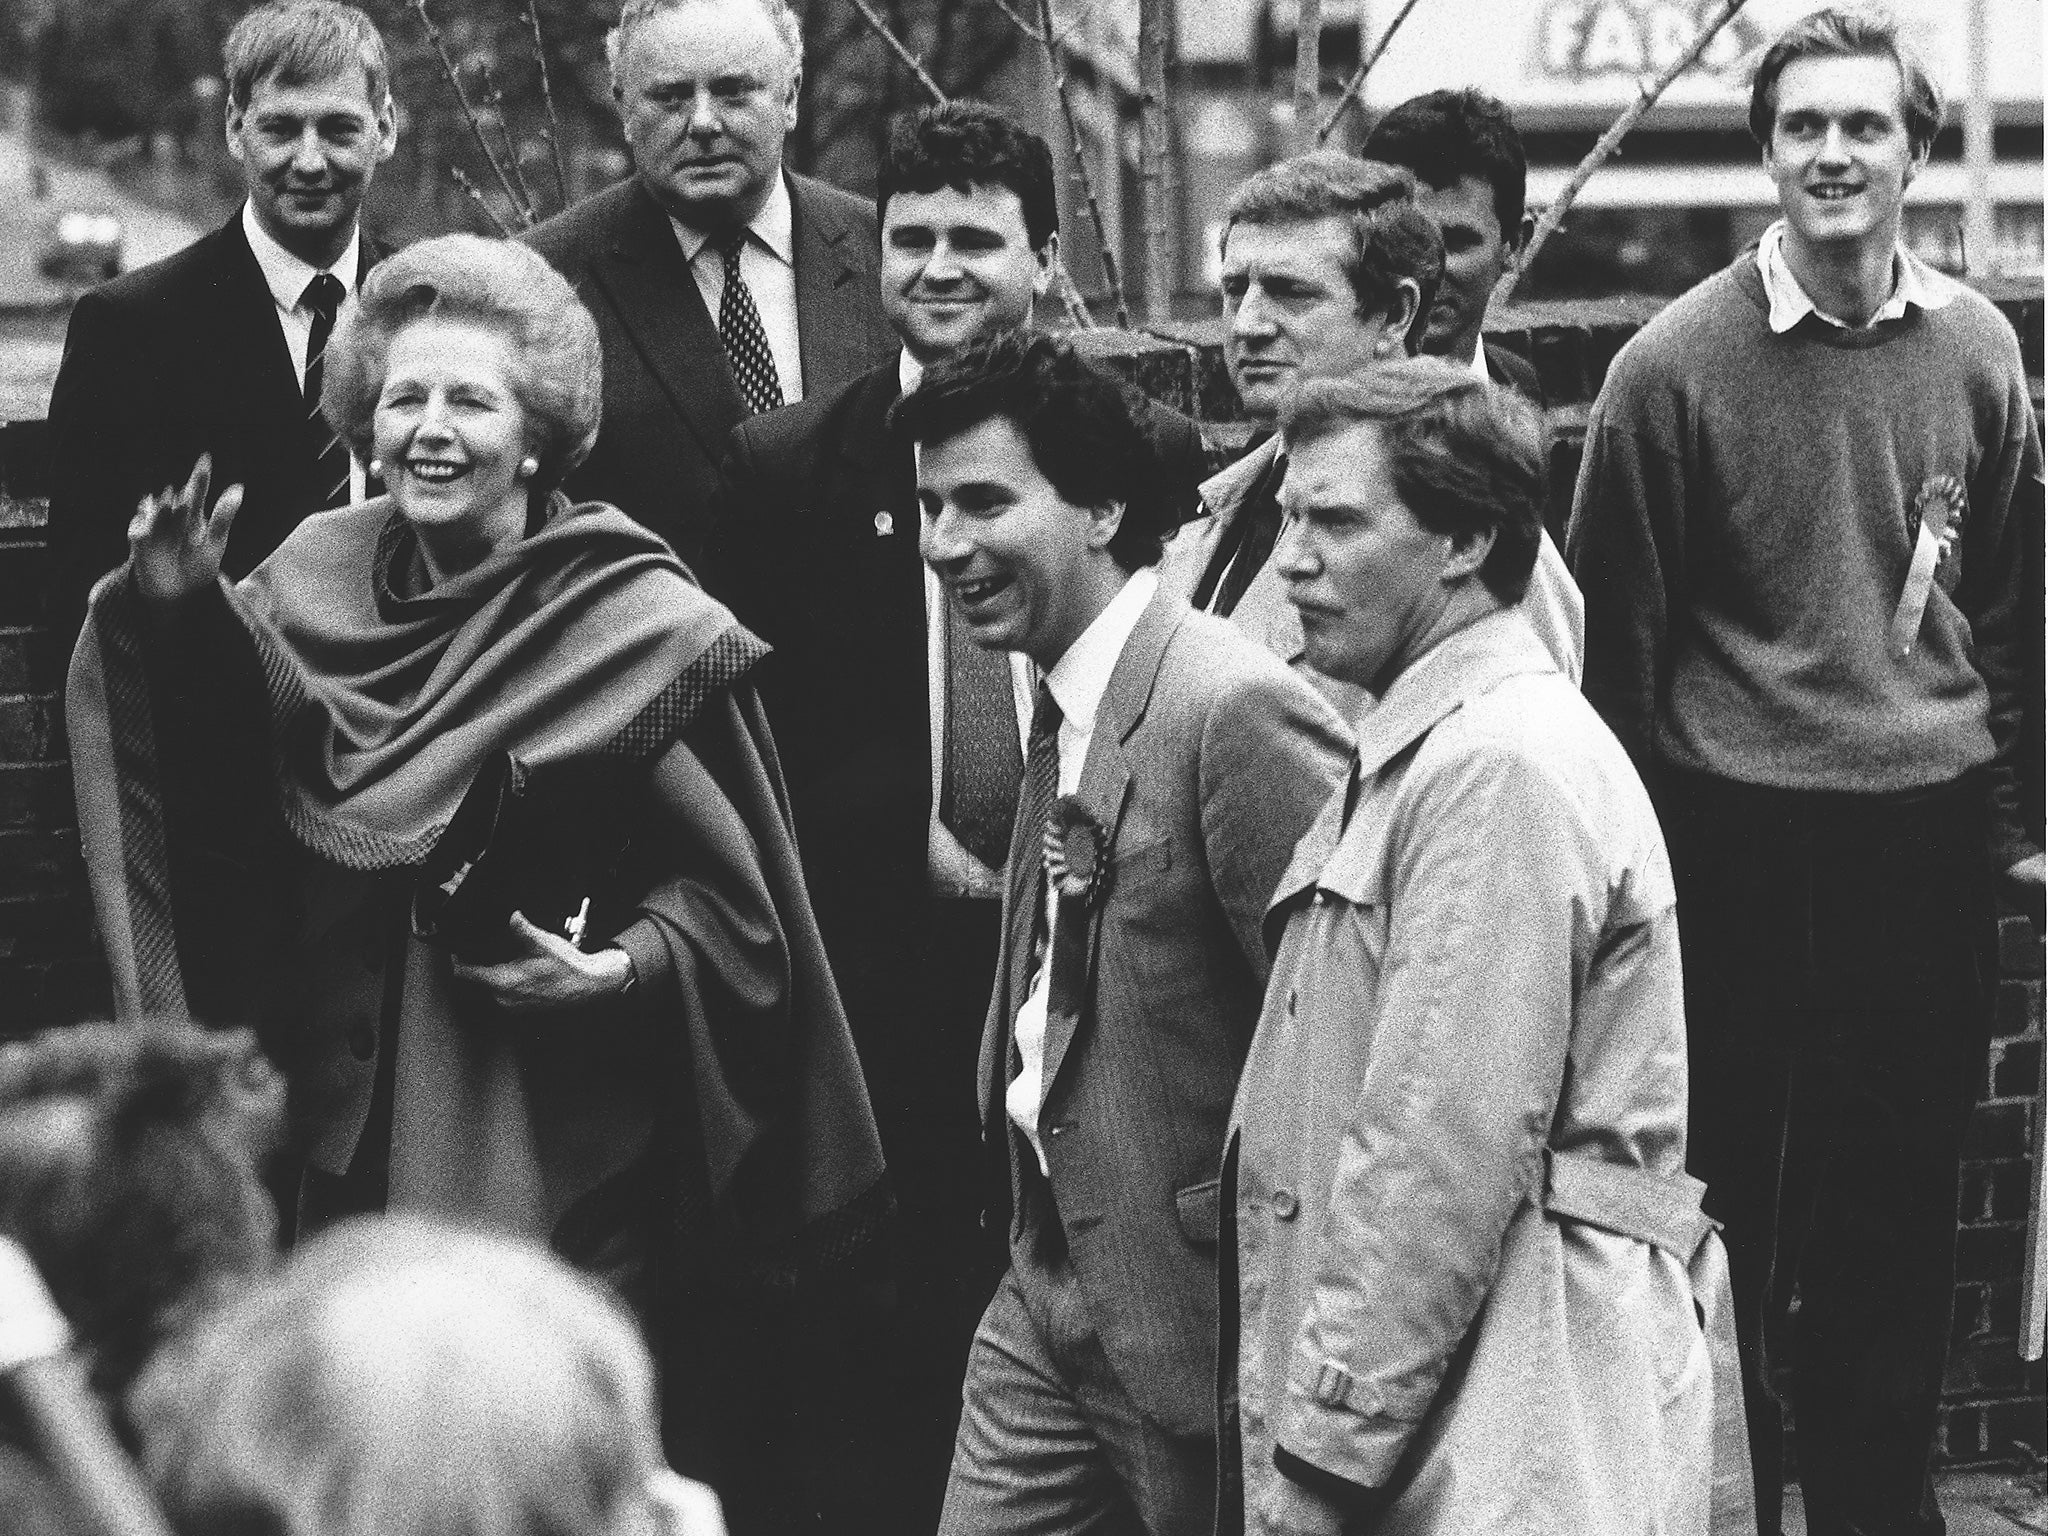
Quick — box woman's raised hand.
[128,454,243,608]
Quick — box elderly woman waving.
[65,234,883,1399]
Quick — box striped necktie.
[715,229,784,416]
[301,272,350,509]
[939,600,1024,871]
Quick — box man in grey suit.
[526,0,893,563]
[902,332,1351,1535]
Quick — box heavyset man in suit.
[1160,151,1583,701]
[526,0,895,564]
[900,332,1349,1536]
[700,102,1207,1533]
[46,0,397,646]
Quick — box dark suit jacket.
[45,211,385,645]
[1483,337,1545,408]
[702,359,1211,957]
[979,588,1349,1436]
[525,172,895,566]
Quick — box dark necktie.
[1005,685,1063,1036]
[715,230,784,416]
[1194,447,1287,618]
[939,601,1024,871]
[301,272,350,509]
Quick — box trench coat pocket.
[1176,1178,1221,1246]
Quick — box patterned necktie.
[1005,685,1063,1033]
[715,229,784,416]
[939,601,1024,871]
[301,272,350,508]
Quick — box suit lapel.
[792,175,875,394]
[584,179,747,464]
[1037,588,1182,1096]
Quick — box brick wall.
[0,292,2040,1463]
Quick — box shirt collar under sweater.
[1756,220,1956,334]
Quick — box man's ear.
[1033,231,1060,296]
[1509,207,1534,258]
[224,97,246,163]
[1903,137,1930,190]
[1441,524,1496,585]
[375,96,398,163]
[1087,497,1127,552]
[781,63,803,134]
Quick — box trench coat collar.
[1353,607,1556,781]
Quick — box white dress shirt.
[1007,567,1160,1173]
[668,173,805,404]
[242,202,367,505]
[1756,219,1956,334]
[905,350,1040,898]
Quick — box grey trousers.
[938,1244,1216,1536]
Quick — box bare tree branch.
[479,62,538,223]
[407,0,532,227]
[452,166,517,235]
[518,0,571,211]
[1293,0,1322,155]
[1017,0,1126,326]
[1316,0,1425,144]
[847,0,948,102]
[1138,0,1172,318]
[1502,0,1755,298]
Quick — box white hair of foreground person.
[132,1215,725,1536]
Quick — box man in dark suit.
[46,0,397,647]
[1364,87,1545,401]
[902,333,1349,1536]
[701,101,1208,1534]
[525,0,894,565]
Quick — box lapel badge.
[1045,795,1110,910]
[874,511,894,536]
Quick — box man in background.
[47,0,397,646]
[526,0,893,563]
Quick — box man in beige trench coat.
[1220,360,1753,1536]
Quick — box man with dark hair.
[904,331,1349,1536]
[525,0,894,564]
[701,100,1205,1534]
[1569,8,2042,1532]
[1362,87,1542,400]
[1224,358,1740,1536]
[1160,151,1581,706]
[46,0,397,646]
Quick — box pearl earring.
[367,458,383,478]
[518,456,539,480]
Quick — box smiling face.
[918,415,1127,671]
[1764,52,1923,261]
[881,183,1052,363]
[614,0,799,230]
[1275,420,1471,690]
[374,319,536,572]
[1412,174,1519,365]
[1221,216,1389,425]
[226,68,396,269]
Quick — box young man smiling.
[701,102,1205,1534]
[1569,10,2042,1533]
[48,0,398,644]
[903,332,1347,1536]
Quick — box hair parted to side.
[137,1216,664,1536]
[1363,88,1527,242]
[0,1021,285,1402]
[890,331,1178,571]
[880,102,1059,253]
[322,235,603,497]
[223,0,390,109]
[606,0,805,90]
[1748,4,1944,156]
[1224,152,1444,339]
[1283,357,1547,605]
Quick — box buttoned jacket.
[980,587,1349,1436]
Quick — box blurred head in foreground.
[136,1215,724,1536]
[0,1021,284,1403]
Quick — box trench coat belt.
[1540,1148,1759,1536]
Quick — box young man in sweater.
[1567,11,2041,1535]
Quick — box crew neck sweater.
[1567,254,2039,867]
